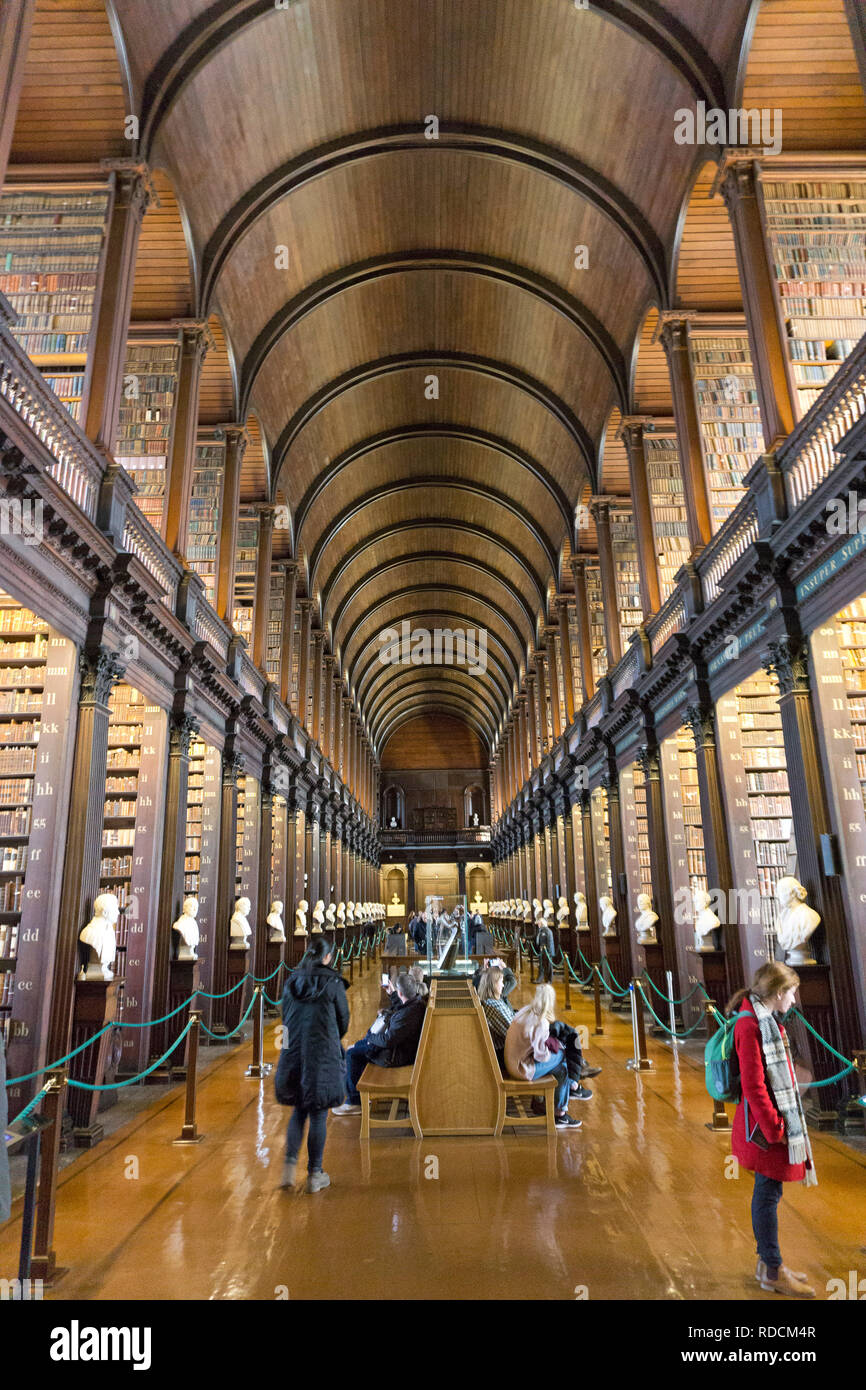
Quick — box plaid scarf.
[750,993,817,1187]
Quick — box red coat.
[731,996,806,1183]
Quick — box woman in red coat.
[726,961,817,1298]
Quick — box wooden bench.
[496,1075,557,1136]
[357,1061,422,1139]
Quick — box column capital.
[171,318,216,363]
[99,158,158,219]
[588,494,620,515]
[683,701,716,749]
[79,648,125,706]
[765,636,810,697]
[715,150,764,206]
[257,502,278,529]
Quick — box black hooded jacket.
[275,962,350,1110]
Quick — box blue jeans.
[345,1038,380,1104]
[752,1173,783,1274]
[532,1052,570,1113]
[286,1106,327,1174]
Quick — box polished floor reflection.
[2,967,863,1300]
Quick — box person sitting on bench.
[472,956,517,1000]
[333,972,427,1115]
[504,984,580,1130]
[477,966,515,1072]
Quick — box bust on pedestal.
[78,893,120,980]
[634,892,659,946]
[693,889,720,952]
[599,895,617,938]
[337,901,346,928]
[573,891,589,932]
[267,900,286,943]
[311,899,325,934]
[230,896,252,949]
[172,896,200,960]
[556,896,570,930]
[775,876,821,965]
[325,902,336,930]
[294,898,309,936]
[346,901,355,926]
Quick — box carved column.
[590,499,622,668]
[215,425,248,623]
[211,748,241,1033]
[0,0,35,187]
[164,322,212,553]
[310,628,325,747]
[720,157,799,446]
[252,506,277,671]
[331,814,343,904]
[279,561,298,709]
[556,597,576,724]
[47,650,124,1059]
[637,743,681,1001]
[684,700,743,994]
[85,163,156,451]
[526,672,540,770]
[152,711,198,1056]
[255,779,274,980]
[580,790,601,965]
[535,650,552,753]
[295,600,313,734]
[659,320,714,551]
[765,637,860,1074]
[544,627,563,740]
[286,788,306,965]
[571,556,597,699]
[620,420,662,616]
[604,770,634,982]
[322,655,335,761]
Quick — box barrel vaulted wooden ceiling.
[11,0,866,758]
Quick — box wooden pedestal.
[224,948,250,1037]
[789,962,841,1128]
[165,957,200,1077]
[263,939,285,1014]
[68,977,123,1146]
[688,947,728,1017]
[601,938,628,1010]
[642,942,671,1035]
[289,934,308,968]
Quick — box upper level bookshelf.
[610,508,642,651]
[187,438,226,606]
[232,512,260,646]
[645,434,691,601]
[585,563,607,689]
[267,568,285,684]
[113,337,180,536]
[688,329,763,532]
[762,178,866,414]
[0,186,109,424]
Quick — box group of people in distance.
[406,902,486,955]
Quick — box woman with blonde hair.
[504,983,579,1129]
[726,961,817,1297]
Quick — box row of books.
[0,637,48,657]
[0,748,35,774]
[0,921,19,956]
[0,844,28,872]
[0,806,31,837]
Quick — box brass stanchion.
[245,987,272,1079]
[626,980,654,1071]
[704,1001,733,1131]
[563,955,572,1011]
[592,965,604,1036]
[30,1070,67,1282]
[173,1011,204,1144]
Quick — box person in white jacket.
[504,984,580,1129]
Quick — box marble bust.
[522,900,532,922]
[346,901,355,925]
[325,902,336,930]
[573,891,589,932]
[599,895,617,938]
[172,895,200,960]
[542,897,554,924]
[774,876,821,965]
[294,898,309,936]
[634,892,659,946]
[311,899,325,934]
[692,888,720,952]
[337,902,346,927]
[267,899,285,943]
[556,896,570,928]
[79,892,120,980]
[230,896,252,949]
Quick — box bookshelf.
[661,726,708,936]
[689,330,762,531]
[235,774,247,900]
[585,563,607,687]
[185,739,206,897]
[645,436,691,599]
[610,508,643,652]
[232,512,260,645]
[267,568,285,684]
[0,187,109,423]
[566,607,584,712]
[835,597,866,817]
[718,673,793,962]
[187,439,226,606]
[113,338,180,536]
[631,762,653,899]
[590,785,612,905]
[762,179,866,414]
[193,743,222,999]
[102,684,145,964]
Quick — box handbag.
[545,1036,562,1054]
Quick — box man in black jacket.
[333,973,427,1114]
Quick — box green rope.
[789,1007,856,1066]
[195,974,250,1000]
[66,1020,194,1090]
[805,1062,856,1089]
[563,953,593,987]
[634,982,708,1038]
[6,1023,115,1085]
[199,991,257,1040]
[252,962,285,984]
[8,1079,53,1127]
[262,990,282,1008]
[576,944,594,973]
[641,971,709,1007]
[599,958,628,997]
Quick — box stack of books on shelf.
[689,331,762,530]
[187,440,226,605]
[267,569,285,682]
[0,188,109,422]
[645,436,690,599]
[114,340,180,535]
[763,180,866,412]
[734,676,793,941]
[101,684,144,937]
[631,763,654,899]
[585,563,607,687]
[610,509,642,649]
[231,513,259,645]
[185,739,206,896]
[835,596,866,823]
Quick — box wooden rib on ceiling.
[674,162,742,311]
[198,315,236,424]
[598,408,630,495]
[574,480,598,553]
[632,308,673,415]
[240,412,268,502]
[741,0,866,149]
[130,170,194,321]
[10,0,127,163]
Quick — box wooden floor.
[2,966,864,1301]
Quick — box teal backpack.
[704,1012,741,1103]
